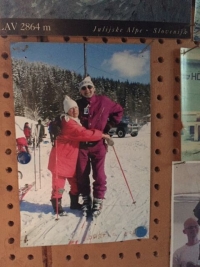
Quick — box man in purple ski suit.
[76,76,123,217]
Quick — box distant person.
[76,76,123,217]
[48,119,54,144]
[35,119,45,147]
[173,217,200,267]
[48,96,112,216]
[15,122,29,154]
[23,122,32,145]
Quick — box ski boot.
[92,198,103,218]
[50,198,67,216]
[69,192,82,210]
[82,195,92,217]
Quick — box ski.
[19,182,35,202]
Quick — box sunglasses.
[81,85,93,91]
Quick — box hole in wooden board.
[154,184,160,190]
[119,253,124,259]
[101,254,107,259]
[66,255,71,261]
[140,38,146,43]
[172,148,179,155]
[136,252,141,259]
[3,72,9,79]
[5,130,11,136]
[154,218,159,224]
[155,149,161,155]
[175,76,180,82]
[156,113,163,119]
[153,235,159,241]
[153,251,158,257]
[8,237,15,244]
[84,254,89,260]
[154,166,160,172]
[157,94,162,100]
[158,39,164,44]
[7,203,13,209]
[8,221,14,226]
[173,131,179,137]
[4,111,11,117]
[5,148,12,155]
[27,255,34,260]
[3,92,10,98]
[158,57,164,63]
[7,185,13,191]
[176,39,182,44]
[174,95,180,101]
[1,52,9,59]
[6,167,12,173]
[157,76,163,82]
[121,37,127,43]
[156,131,162,137]
[102,37,108,43]
[173,113,179,119]
[9,254,15,260]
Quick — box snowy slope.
[17,116,150,247]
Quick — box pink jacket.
[48,117,102,177]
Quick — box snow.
[17,116,150,247]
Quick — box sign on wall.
[0,0,191,38]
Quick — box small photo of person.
[172,162,200,267]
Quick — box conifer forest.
[12,59,150,123]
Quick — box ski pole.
[38,142,41,189]
[112,146,136,204]
[55,139,59,220]
[33,137,37,191]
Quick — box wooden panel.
[0,35,194,266]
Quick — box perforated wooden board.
[0,35,195,267]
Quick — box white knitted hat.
[63,95,78,114]
[78,76,94,91]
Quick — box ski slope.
[16,116,151,247]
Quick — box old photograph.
[181,47,200,161]
[11,42,151,246]
[171,162,200,267]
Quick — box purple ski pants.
[76,143,107,199]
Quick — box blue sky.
[10,42,150,84]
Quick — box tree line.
[12,59,150,123]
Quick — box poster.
[171,162,200,267]
[194,0,200,41]
[180,47,200,161]
[1,0,191,38]
[11,42,151,246]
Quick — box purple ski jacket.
[76,95,123,133]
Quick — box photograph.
[11,42,151,246]
[171,162,200,267]
[0,0,191,38]
[180,47,200,161]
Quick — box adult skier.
[76,76,123,217]
[48,96,111,216]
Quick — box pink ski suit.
[76,94,123,199]
[48,116,102,199]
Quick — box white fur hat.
[63,95,78,114]
[78,76,94,91]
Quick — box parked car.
[108,121,139,138]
